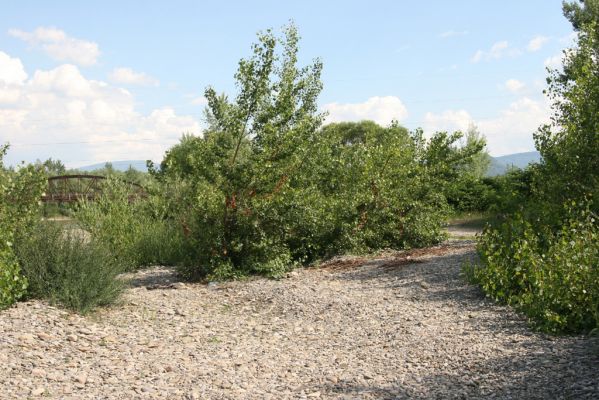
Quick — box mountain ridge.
[73,151,542,176]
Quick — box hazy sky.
[0,0,574,167]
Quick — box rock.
[74,373,87,384]
[63,385,73,394]
[31,368,46,378]
[186,391,201,400]
[36,332,52,341]
[18,333,35,342]
[171,282,186,290]
[67,334,78,342]
[31,387,45,396]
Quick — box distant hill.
[74,151,541,177]
[487,151,541,176]
[75,160,149,173]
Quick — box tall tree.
[535,0,599,205]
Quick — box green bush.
[0,144,46,309]
[75,177,189,270]
[75,178,144,270]
[14,222,124,314]
[469,202,599,333]
[0,249,28,309]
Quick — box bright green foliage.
[535,0,599,206]
[152,25,489,280]
[469,203,598,333]
[75,177,185,270]
[470,1,599,333]
[14,221,124,314]
[0,145,46,309]
[444,125,495,213]
[154,24,325,280]
[76,178,144,270]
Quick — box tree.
[35,158,66,176]
[163,23,325,278]
[462,124,491,179]
[534,0,599,206]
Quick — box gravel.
[1,241,598,399]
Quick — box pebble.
[0,247,597,399]
[31,387,45,396]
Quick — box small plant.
[14,221,124,314]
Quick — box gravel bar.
[1,241,598,399]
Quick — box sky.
[0,0,575,168]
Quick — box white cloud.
[439,30,468,39]
[0,53,200,167]
[109,67,159,86]
[423,109,474,134]
[8,27,100,66]
[544,53,564,69]
[559,32,577,45]
[478,97,551,155]
[323,96,408,126]
[471,41,521,63]
[527,35,549,52]
[191,96,208,106]
[504,78,525,93]
[0,51,28,85]
[422,96,551,155]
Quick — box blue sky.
[0,0,574,167]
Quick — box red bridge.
[41,175,147,203]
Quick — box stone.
[74,373,87,384]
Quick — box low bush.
[75,177,188,271]
[467,202,599,333]
[14,221,124,314]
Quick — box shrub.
[14,221,124,314]
[0,144,46,309]
[75,177,189,270]
[0,249,28,309]
[469,202,599,333]
[75,178,144,270]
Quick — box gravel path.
[1,241,598,399]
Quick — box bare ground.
[1,241,598,399]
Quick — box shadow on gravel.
[322,247,599,399]
[314,341,599,399]
[124,267,183,290]
[331,250,534,333]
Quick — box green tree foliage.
[0,145,46,309]
[152,24,489,281]
[469,0,599,333]
[36,158,66,176]
[534,0,599,206]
